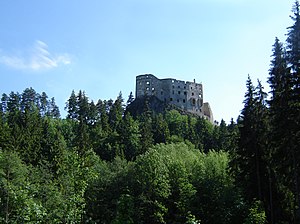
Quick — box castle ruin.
[135,74,213,122]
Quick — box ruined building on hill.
[135,74,213,122]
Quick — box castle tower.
[135,74,213,122]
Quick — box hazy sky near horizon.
[0,0,294,122]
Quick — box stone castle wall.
[136,74,213,122]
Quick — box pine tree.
[76,90,90,155]
[48,97,60,118]
[109,92,124,132]
[119,113,141,160]
[39,92,48,116]
[237,76,269,211]
[65,90,78,120]
[238,76,258,200]
[20,87,37,112]
[267,37,295,223]
[253,80,269,202]
[138,106,154,155]
[126,91,134,106]
[285,2,300,218]
[152,113,170,144]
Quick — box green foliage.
[244,200,266,224]
[0,86,246,223]
[0,150,46,223]
[84,157,133,223]
[112,194,134,224]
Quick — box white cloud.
[0,40,72,71]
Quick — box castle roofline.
[137,74,202,85]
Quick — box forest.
[1,1,300,223]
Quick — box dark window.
[178,86,180,88]
[172,90,174,94]
[192,92,194,96]
[183,99,186,103]
[178,91,181,94]
[192,99,196,105]
[170,98,173,101]
[184,91,187,95]
[161,91,163,95]
[177,99,180,103]
[172,85,175,89]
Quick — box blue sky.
[0,0,294,122]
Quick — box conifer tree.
[126,91,134,106]
[109,92,124,132]
[119,113,140,160]
[152,113,170,144]
[65,90,78,120]
[39,92,48,116]
[285,2,300,217]
[267,37,295,223]
[76,90,90,155]
[237,76,269,211]
[138,98,154,154]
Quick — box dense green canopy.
[1,1,300,223]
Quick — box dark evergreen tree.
[285,1,300,219]
[48,97,60,118]
[65,90,78,120]
[237,76,257,198]
[109,92,124,132]
[236,76,269,217]
[94,100,114,161]
[152,113,170,144]
[75,90,90,155]
[194,116,213,152]
[88,100,98,125]
[138,101,154,155]
[126,91,134,106]
[39,92,48,115]
[217,119,230,151]
[1,93,8,115]
[20,87,37,112]
[267,37,295,223]
[118,113,140,160]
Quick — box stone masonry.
[136,74,213,122]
